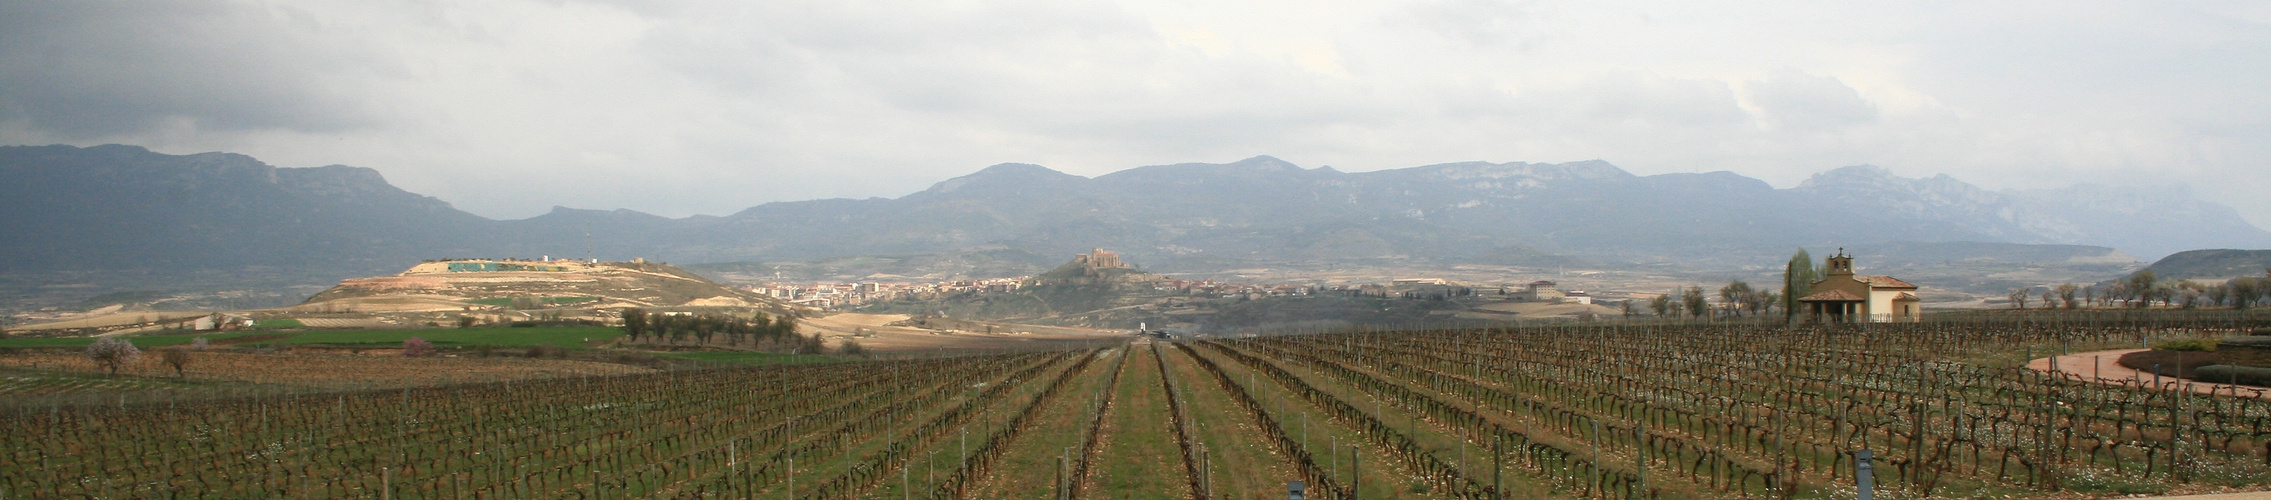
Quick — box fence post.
[1494,435,1503,500]
[1854,450,1874,500]
[1351,446,1360,500]
[1636,422,1647,498]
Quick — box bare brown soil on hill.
[803,312,1125,353]
[301,261,781,311]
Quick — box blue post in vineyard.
[1854,449,1875,500]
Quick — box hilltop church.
[1031,248,1146,285]
[1796,252,1922,323]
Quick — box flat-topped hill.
[300,259,781,312]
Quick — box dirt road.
[2031,348,2271,399]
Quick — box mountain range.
[4,144,2267,288]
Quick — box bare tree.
[1719,281,1753,317]
[2008,287,2030,309]
[160,347,191,377]
[2127,271,2160,308]
[2056,283,2080,309]
[402,337,435,357]
[85,337,141,376]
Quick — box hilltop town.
[739,249,1626,333]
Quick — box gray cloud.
[1399,0,1560,49]
[0,0,2265,231]
[0,0,398,137]
[1744,72,1876,131]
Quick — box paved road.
[2030,348,2271,399]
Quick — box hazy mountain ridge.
[2,145,2263,287]
[2139,249,2271,281]
[0,144,486,274]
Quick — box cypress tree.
[1781,249,1820,323]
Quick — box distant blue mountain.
[3,145,2264,280]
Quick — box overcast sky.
[3,0,2267,227]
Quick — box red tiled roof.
[1798,289,1865,302]
[1860,276,1918,289]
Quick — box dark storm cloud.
[0,0,396,138]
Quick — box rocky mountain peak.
[1796,164,1900,189]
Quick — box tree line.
[2009,268,2271,310]
[619,308,823,353]
[1636,281,1783,320]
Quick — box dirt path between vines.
[2029,348,2271,399]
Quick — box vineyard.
[8,315,2271,498]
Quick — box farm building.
[192,313,254,331]
[1513,281,1565,302]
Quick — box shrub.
[402,337,435,357]
[2193,365,2271,387]
[798,333,826,355]
[2155,339,2219,352]
[838,339,870,358]
[190,337,209,351]
[525,345,564,358]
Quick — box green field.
[0,326,624,349]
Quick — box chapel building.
[1796,252,1921,323]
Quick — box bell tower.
[1825,249,1855,276]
